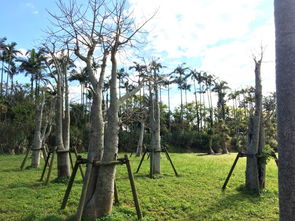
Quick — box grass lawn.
[0,153,279,221]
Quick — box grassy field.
[0,153,279,221]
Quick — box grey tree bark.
[245,54,264,191]
[56,62,70,178]
[275,0,295,219]
[149,63,161,175]
[31,93,45,168]
[136,121,145,157]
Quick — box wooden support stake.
[163,147,178,176]
[114,180,119,205]
[75,161,93,221]
[69,152,74,171]
[222,152,241,191]
[73,147,84,179]
[61,160,80,209]
[41,147,47,161]
[45,150,55,185]
[125,155,142,220]
[40,151,51,181]
[135,150,147,173]
[20,148,31,170]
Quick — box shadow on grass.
[196,153,211,156]
[188,185,263,219]
[133,173,177,180]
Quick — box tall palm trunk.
[207,89,214,154]
[167,82,171,128]
[0,61,4,96]
[275,1,295,219]
[5,62,9,96]
[180,87,183,130]
[193,79,200,131]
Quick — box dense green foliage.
[0,37,277,156]
[0,153,278,220]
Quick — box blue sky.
[0,0,275,107]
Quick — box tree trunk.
[0,61,4,96]
[245,115,259,190]
[167,82,171,129]
[258,115,265,189]
[63,67,70,151]
[56,66,70,179]
[79,47,113,218]
[31,94,45,168]
[245,56,263,191]
[84,48,119,218]
[275,0,295,219]
[193,80,200,131]
[136,121,145,157]
[149,71,161,175]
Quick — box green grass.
[0,153,279,221]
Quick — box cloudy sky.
[0,0,275,106]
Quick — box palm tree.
[3,42,20,95]
[202,72,216,154]
[69,67,90,114]
[171,64,190,128]
[213,80,230,120]
[0,37,7,96]
[5,61,17,94]
[18,48,46,98]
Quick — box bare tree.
[245,49,265,191]
[48,0,153,218]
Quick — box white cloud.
[24,2,39,15]
[128,0,274,95]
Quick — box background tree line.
[0,37,277,156]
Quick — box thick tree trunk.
[76,45,115,218]
[84,49,119,218]
[258,115,265,189]
[82,85,105,216]
[245,56,263,191]
[136,121,145,157]
[150,100,161,174]
[149,74,161,174]
[245,115,260,190]
[56,68,70,179]
[31,95,45,168]
[275,0,295,219]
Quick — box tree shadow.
[188,185,265,220]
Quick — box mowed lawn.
[0,153,279,221]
